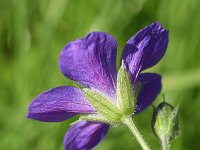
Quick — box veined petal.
[27,86,96,122]
[135,73,162,113]
[64,121,109,150]
[59,32,117,96]
[122,22,168,82]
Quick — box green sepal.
[117,61,135,115]
[80,114,110,124]
[82,88,122,123]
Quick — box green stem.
[161,137,170,150]
[123,116,150,150]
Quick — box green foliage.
[1,0,200,149]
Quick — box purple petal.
[135,73,161,113]
[122,22,168,82]
[64,121,109,150]
[59,32,117,96]
[27,86,96,122]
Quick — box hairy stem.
[123,116,150,150]
[161,136,170,150]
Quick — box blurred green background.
[1,0,200,149]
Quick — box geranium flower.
[27,22,168,150]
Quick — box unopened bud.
[152,102,179,141]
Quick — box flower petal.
[64,121,109,150]
[122,22,168,82]
[135,73,162,113]
[59,32,117,96]
[27,86,96,122]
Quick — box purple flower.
[27,22,168,150]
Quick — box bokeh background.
[1,0,200,149]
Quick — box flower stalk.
[123,116,150,150]
[161,136,170,150]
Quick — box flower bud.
[152,102,179,141]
